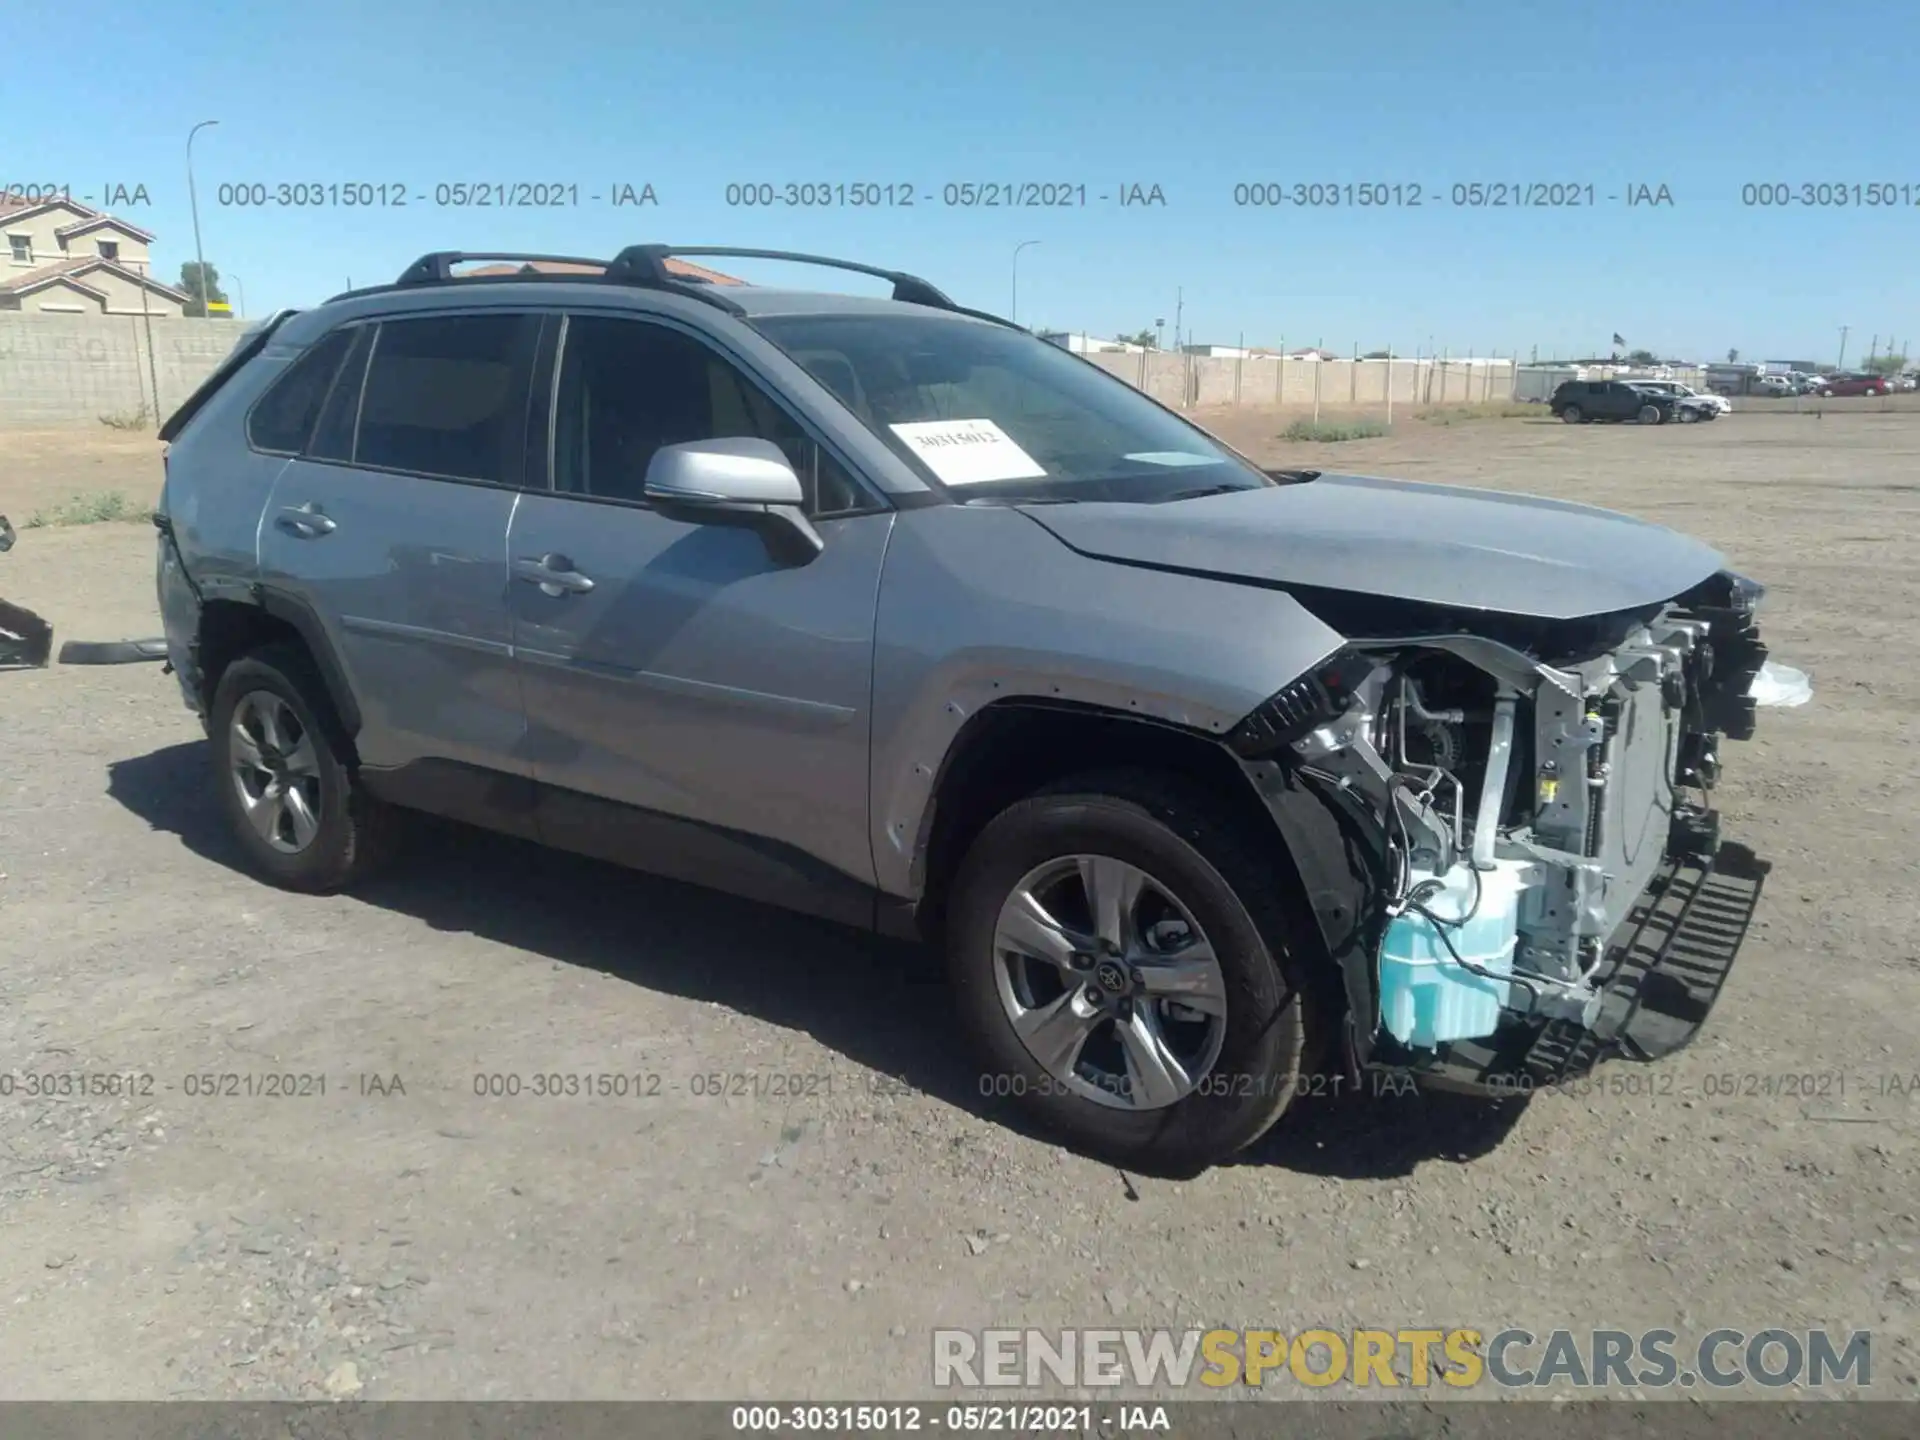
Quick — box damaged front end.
[1234,571,1778,1091]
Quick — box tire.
[1677,406,1699,423]
[1820,388,1834,397]
[945,768,1311,1173]
[1637,403,1663,425]
[1560,405,1583,424]
[208,642,397,893]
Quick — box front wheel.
[946,770,1309,1174]
[1560,405,1583,424]
[1637,403,1664,425]
[1677,406,1699,423]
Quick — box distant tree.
[1726,347,1740,363]
[1361,349,1391,360]
[178,261,230,318]
[1625,348,1659,365]
[1116,329,1159,350]
[1860,353,1907,375]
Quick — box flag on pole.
[1612,333,1626,347]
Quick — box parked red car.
[1818,373,1892,397]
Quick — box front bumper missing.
[1379,838,1771,1092]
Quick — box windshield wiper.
[1164,483,1244,502]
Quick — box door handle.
[513,554,595,596]
[276,503,337,538]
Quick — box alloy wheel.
[990,854,1228,1111]
[228,690,323,854]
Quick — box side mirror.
[643,438,823,565]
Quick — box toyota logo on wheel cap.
[1094,959,1129,994]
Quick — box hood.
[1016,472,1725,621]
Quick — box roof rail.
[603,245,1022,328]
[369,250,748,316]
[394,252,611,285]
[346,247,1016,328]
[603,245,952,308]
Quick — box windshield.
[750,313,1272,502]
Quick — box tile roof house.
[1,196,191,316]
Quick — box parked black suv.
[1550,380,1675,425]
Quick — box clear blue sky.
[10,0,1915,365]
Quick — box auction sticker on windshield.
[888,418,1047,485]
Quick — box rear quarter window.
[246,328,357,454]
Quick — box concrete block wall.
[0,313,245,429]
[1085,351,1516,411]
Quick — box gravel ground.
[0,407,1916,1406]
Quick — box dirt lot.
[1,407,1917,1407]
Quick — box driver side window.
[551,315,874,517]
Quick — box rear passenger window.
[246,328,354,454]
[354,314,536,485]
[306,326,374,462]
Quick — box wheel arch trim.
[243,584,364,736]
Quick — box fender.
[867,504,1346,900]
[249,583,364,736]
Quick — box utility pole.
[1174,287,1183,354]
[1837,326,1850,371]
[1009,240,1040,326]
[139,270,160,420]
[186,119,220,317]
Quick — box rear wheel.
[209,643,397,893]
[946,769,1310,1173]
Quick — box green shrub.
[1414,403,1538,425]
[24,491,137,528]
[1280,418,1391,442]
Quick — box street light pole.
[186,119,220,317]
[229,273,246,319]
[1010,240,1040,326]
[1837,326,1849,371]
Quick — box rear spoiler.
[157,308,303,443]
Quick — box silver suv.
[154,246,1778,1172]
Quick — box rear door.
[257,310,542,804]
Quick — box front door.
[257,311,540,798]
[506,312,893,923]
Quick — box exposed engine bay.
[1229,569,1778,1074]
